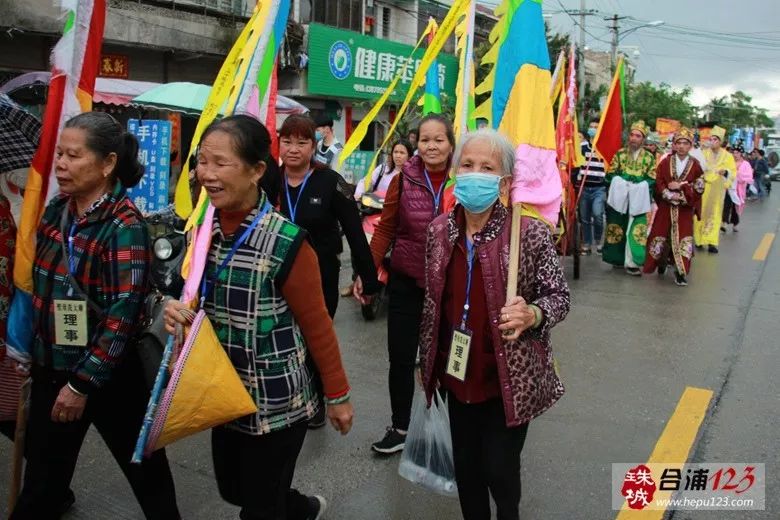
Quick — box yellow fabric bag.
[146,309,257,452]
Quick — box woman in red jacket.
[355,113,455,454]
[419,129,570,520]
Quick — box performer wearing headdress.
[603,120,657,275]
[643,128,704,286]
[694,126,735,253]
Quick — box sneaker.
[626,267,641,276]
[308,406,327,429]
[307,495,327,520]
[371,427,406,454]
[579,246,591,256]
[340,283,354,297]
[674,272,688,286]
[708,245,719,254]
[732,226,739,232]
[720,226,726,233]
[596,245,603,254]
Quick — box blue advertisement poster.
[127,119,172,213]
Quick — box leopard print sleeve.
[526,220,571,337]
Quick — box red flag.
[593,57,625,169]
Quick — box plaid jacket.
[33,183,149,394]
[204,193,315,435]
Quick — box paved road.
[2,194,778,519]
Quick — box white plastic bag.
[398,389,458,497]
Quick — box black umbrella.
[0,94,41,174]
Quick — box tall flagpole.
[459,0,476,139]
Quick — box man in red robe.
[643,127,705,286]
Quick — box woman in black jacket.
[275,114,379,318]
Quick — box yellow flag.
[173,6,265,218]
[338,27,431,169]
[365,0,470,176]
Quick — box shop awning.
[1,73,309,114]
[0,72,160,106]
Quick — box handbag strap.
[59,206,104,316]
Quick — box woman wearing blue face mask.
[418,129,570,520]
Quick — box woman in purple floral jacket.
[419,129,570,520]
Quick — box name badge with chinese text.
[446,327,472,381]
[54,299,88,347]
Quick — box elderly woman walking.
[165,115,353,520]
[419,129,569,520]
[11,112,180,519]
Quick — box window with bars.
[381,7,391,39]
[310,0,362,32]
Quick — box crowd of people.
[574,121,771,287]
[0,108,571,520]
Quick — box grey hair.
[452,128,516,178]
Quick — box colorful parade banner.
[593,56,625,169]
[7,0,106,363]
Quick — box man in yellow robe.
[694,126,736,253]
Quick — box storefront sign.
[127,119,171,213]
[307,23,458,101]
[100,54,129,79]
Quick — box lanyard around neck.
[200,202,271,308]
[284,169,313,223]
[461,236,475,329]
[423,169,446,216]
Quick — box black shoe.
[306,495,327,520]
[674,272,688,286]
[371,427,406,454]
[308,406,327,429]
[57,489,76,516]
[695,244,703,250]
[657,264,667,276]
[626,267,641,276]
[720,226,726,233]
[708,245,719,254]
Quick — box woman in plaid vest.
[165,115,353,520]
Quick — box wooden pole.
[505,204,523,301]
[8,376,31,513]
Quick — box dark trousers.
[387,271,425,431]
[11,354,180,520]
[448,397,529,520]
[212,422,314,520]
[318,254,341,319]
[722,194,739,226]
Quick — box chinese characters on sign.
[307,23,458,102]
[612,463,765,511]
[53,300,88,347]
[127,119,172,213]
[99,54,129,79]
[354,48,447,89]
[340,151,374,185]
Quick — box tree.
[625,82,697,127]
[704,90,774,129]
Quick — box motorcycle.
[135,206,187,388]
[358,191,390,321]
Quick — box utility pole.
[609,14,621,71]
[578,0,586,97]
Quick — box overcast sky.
[540,0,780,120]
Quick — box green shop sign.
[307,23,458,101]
